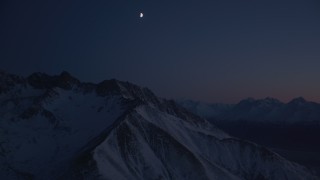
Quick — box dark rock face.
[27,71,79,90]
[0,71,25,94]
[96,79,121,96]
[19,106,40,119]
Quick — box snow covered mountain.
[0,71,318,179]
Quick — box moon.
[140,12,143,18]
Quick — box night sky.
[1,0,320,103]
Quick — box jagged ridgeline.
[0,71,318,180]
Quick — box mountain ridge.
[0,71,318,179]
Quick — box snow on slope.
[0,71,318,179]
[87,105,317,180]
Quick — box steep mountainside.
[0,71,317,179]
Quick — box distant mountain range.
[177,98,320,175]
[0,71,318,179]
[177,97,320,125]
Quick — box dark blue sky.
[1,0,320,103]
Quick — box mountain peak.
[264,97,281,102]
[238,97,255,104]
[289,97,307,105]
[0,71,161,108]
[96,79,160,105]
[260,97,283,106]
[238,97,282,105]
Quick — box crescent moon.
[140,13,143,18]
